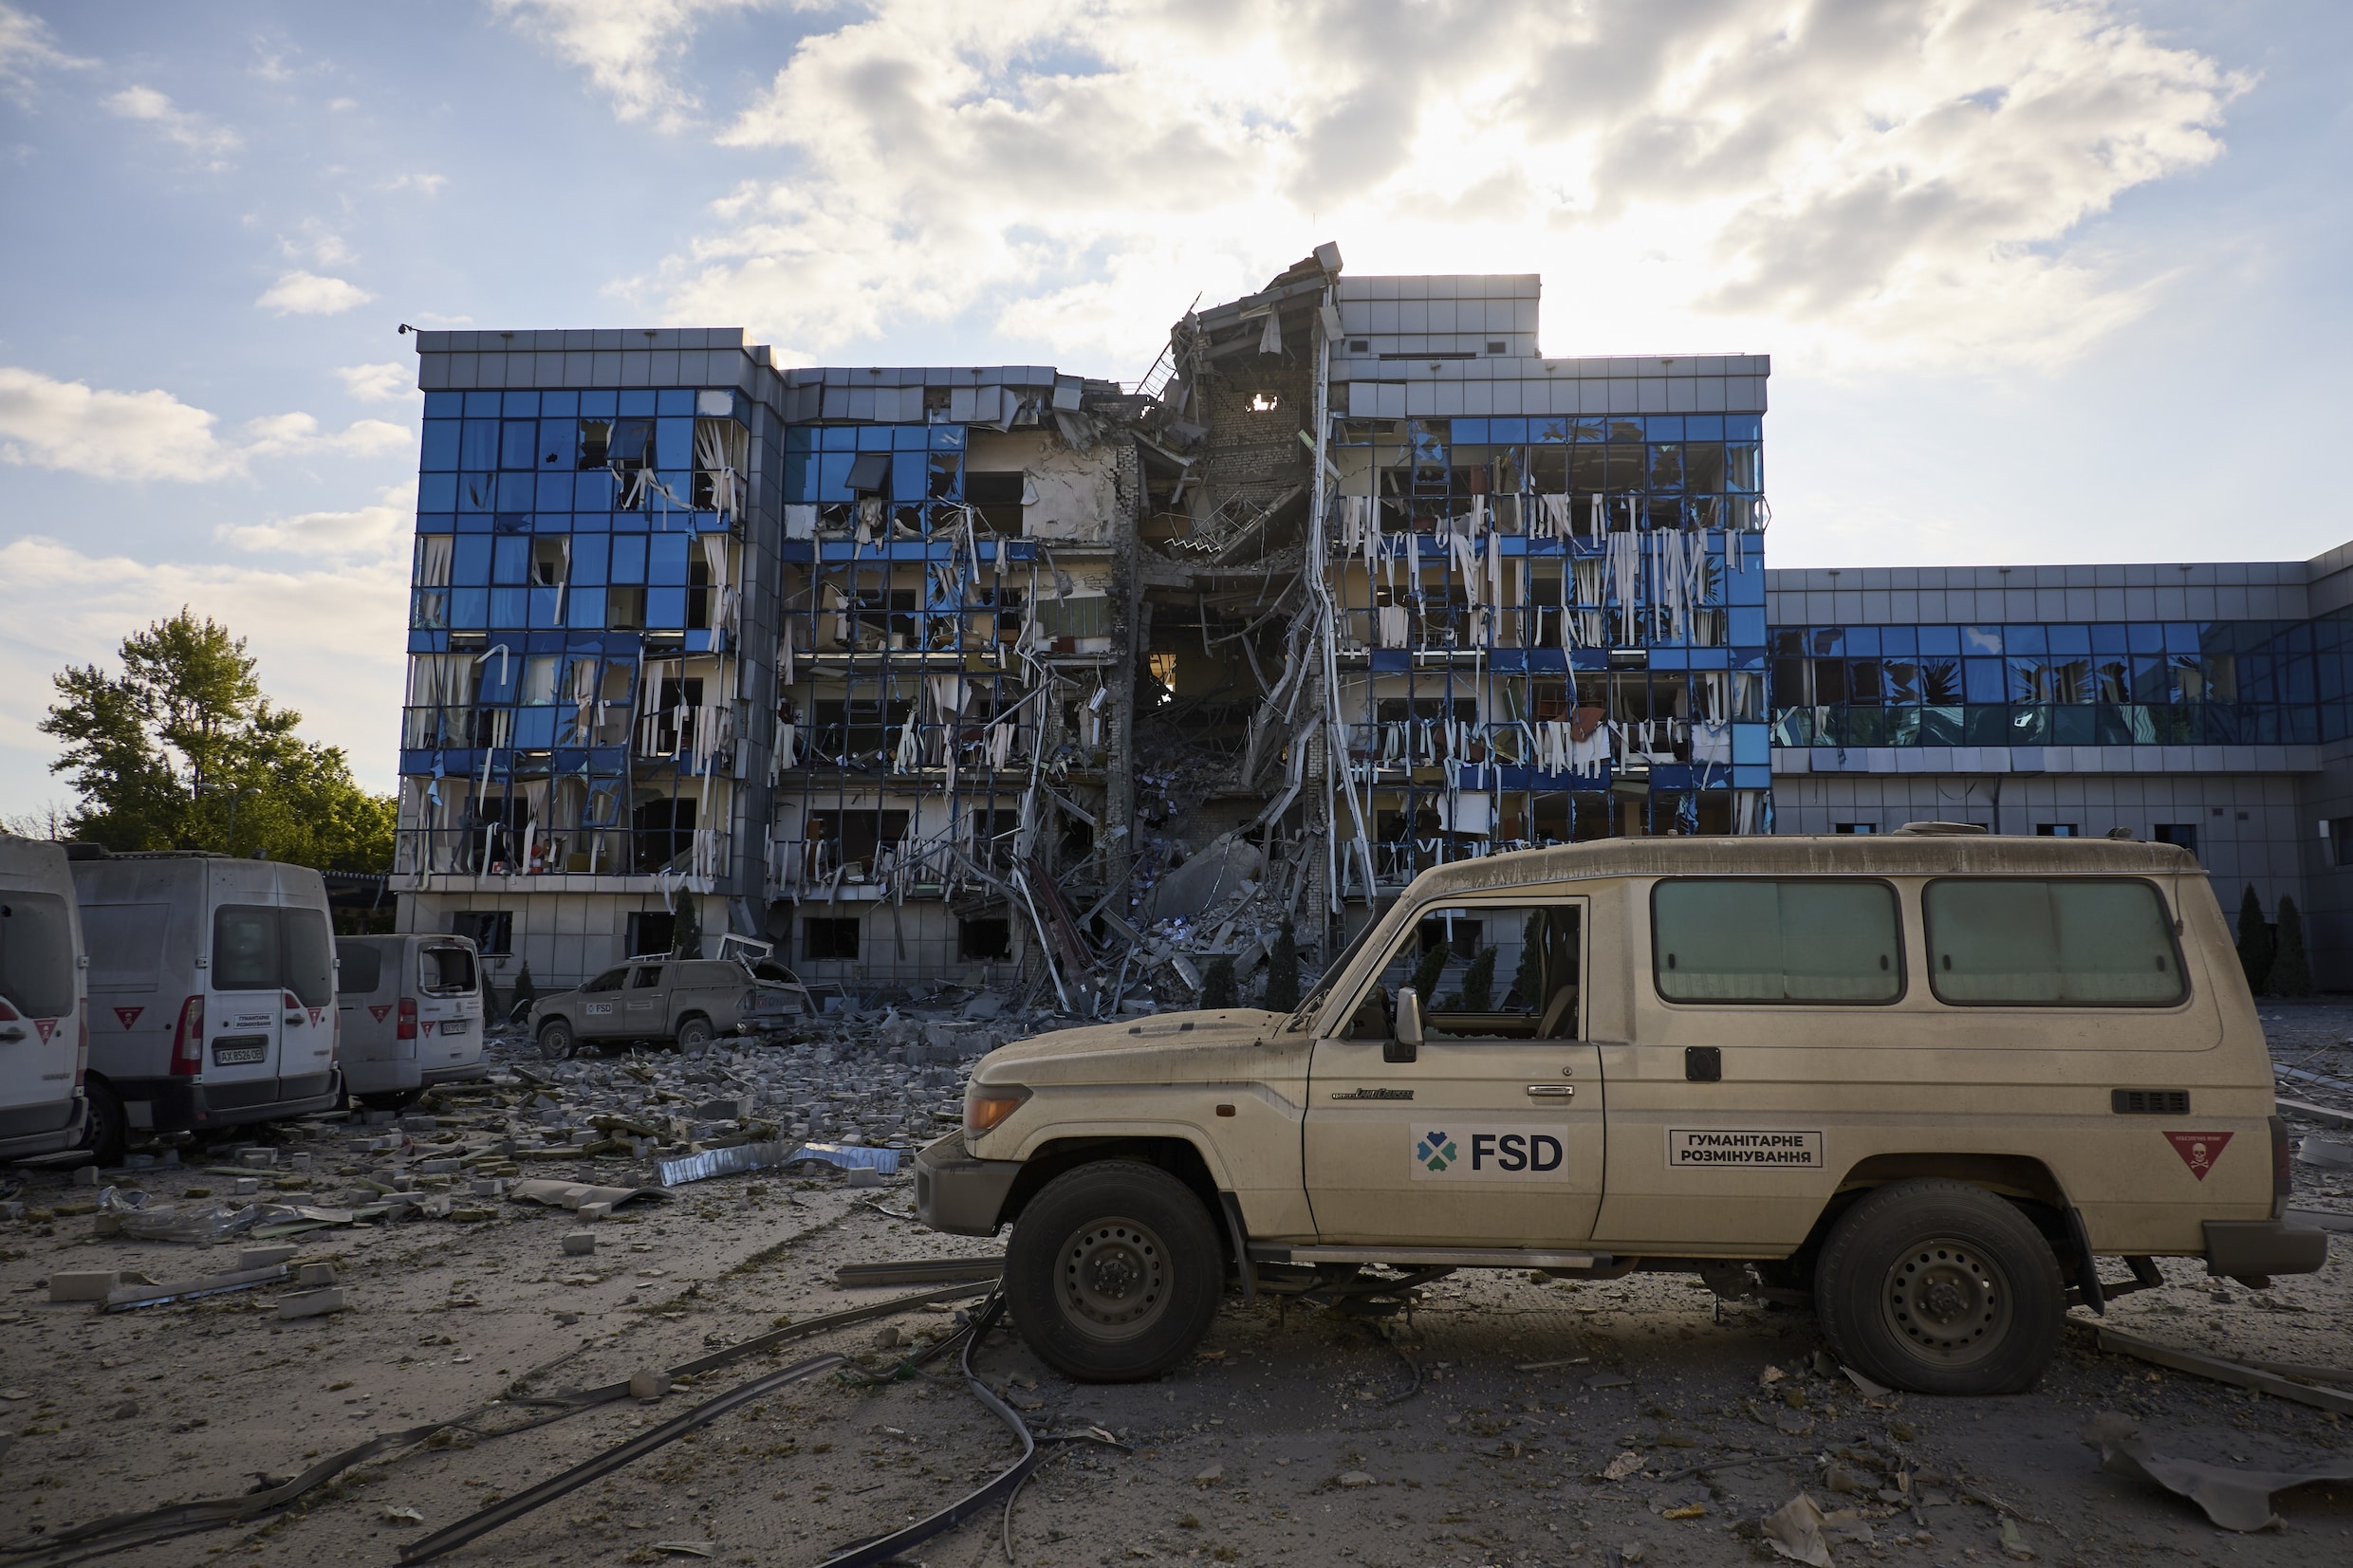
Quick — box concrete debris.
[47,1270,120,1302]
[1760,1492,1834,1567]
[2094,1325,2353,1415]
[836,1257,1003,1288]
[2086,1411,2353,1531]
[105,1263,290,1312]
[276,1286,348,1320]
[2297,1134,2353,1169]
[563,1231,596,1256]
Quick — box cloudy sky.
[0,0,2345,811]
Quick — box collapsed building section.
[390,257,1775,998]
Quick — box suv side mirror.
[1385,987,1423,1063]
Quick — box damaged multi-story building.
[386,246,2353,997]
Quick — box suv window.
[628,965,665,988]
[582,967,628,994]
[1351,903,1583,1041]
[0,893,75,1019]
[336,941,386,994]
[1924,877,2185,1006]
[1653,878,1902,1005]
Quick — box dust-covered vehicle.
[530,952,814,1058]
[916,828,2325,1394]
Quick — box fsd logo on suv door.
[1410,1125,1570,1181]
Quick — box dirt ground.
[4,1007,2351,1568]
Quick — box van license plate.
[441,1019,468,1035]
[213,1041,268,1065]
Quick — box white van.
[335,933,485,1111]
[0,837,88,1161]
[69,848,342,1161]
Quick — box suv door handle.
[1525,1084,1575,1098]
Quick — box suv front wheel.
[1004,1162,1225,1382]
[1814,1178,2064,1396]
[537,1017,578,1061]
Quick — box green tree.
[2235,885,2273,995]
[2269,896,2313,997]
[510,962,539,1014]
[1456,946,1498,1011]
[39,609,393,871]
[1509,912,1546,1007]
[1407,938,1450,1008]
[1198,954,1237,1009]
[671,894,704,960]
[1263,922,1301,1012]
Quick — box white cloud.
[0,536,405,795]
[0,2,92,105]
[643,0,2243,373]
[491,0,775,129]
[0,365,238,481]
[256,269,375,315]
[103,84,240,159]
[337,361,413,403]
[385,171,446,195]
[214,489,409,559]
[0,366,411,481]
[239,411,411,459]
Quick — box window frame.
[1920,875,2189,1009]
[1648,876,1909,1008]
[1341,896,1587,1043]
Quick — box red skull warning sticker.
[33,1018,56,1043]
[370,1005,392,1023]
[2162,1130,2233,1180]
[114,1006,143,1029]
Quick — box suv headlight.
[964,1083,1031,1139]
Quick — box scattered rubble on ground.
[0,1004,2347,1567]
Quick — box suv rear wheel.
[537,1017,578,1061]
[1814,1178,2063,1395]
[1004,1161,1225,1382]
[675,1016,713,1054]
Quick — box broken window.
[965,471,1025,535]
[972,807,1019,874]
[631,795,696,873]
[449,911,513,956]
[530,538,569,587]
[624,911,674,958]
[1350,903,1583,1041]
[804,810,909,880]
[958,917,1012,962]
[803,917,861,962]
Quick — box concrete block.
[239,1245,299,1271]
[563,1231,596,1255]
[295,1263,339,1287]
[234,1177,260,1196]
[846,1168,883,1190]
[695,1097,752,1122]
[578,1201,612,1222]
[288,1153,311,1172]
[277,1287,348,1320]
[49,1270,120,1302]
[630,1370,673,1400]
[238,1150,275,1169]
[417,1158,462,1175]
[71,1165,100,1187]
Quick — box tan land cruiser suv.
[915,830,2325,1395]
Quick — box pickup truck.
[531,957,814,1057]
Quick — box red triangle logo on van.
[2163,1130,2233,1179]
[32,1018,56,1043]
[309,1006,325,1026]
[370,1004,392,1023]
[114,1006,143,1029]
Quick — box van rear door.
[335,939,399,1090]
[0,889,82,1127]
[207,904,287,1089]
[415,939,481,1071]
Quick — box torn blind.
[700,533,738,650]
